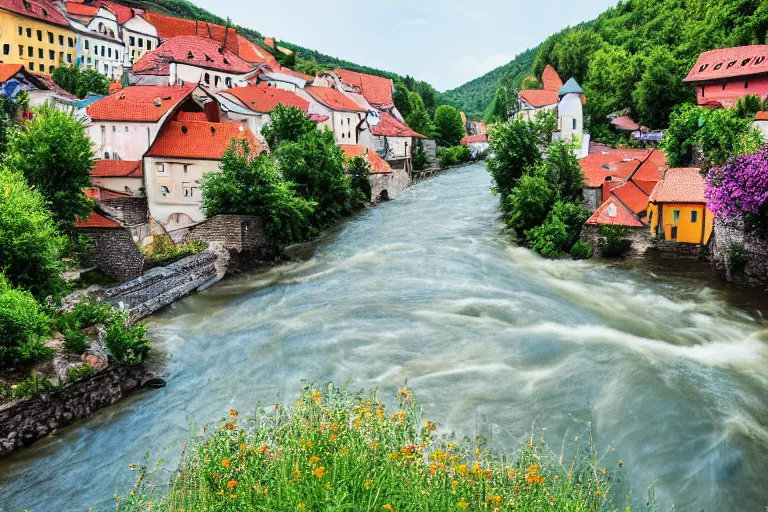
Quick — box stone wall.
[583,187,601,212]
[103,245,228,321]
[369,169,412,204]
[421,139,439,169]
[712,217,768,287]
[97,197,148,227]
[175,215,277,259]
[582,225,653,258]
[0,365,149,458]
[79,227,146,282]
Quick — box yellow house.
[0,0,77,75]
[647,167,714,244]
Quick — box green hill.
[442,0,768,127]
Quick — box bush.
[0,167,66,299]
[346,156,371,202]
[526,201,590,258]
[51,64,110,99]
[600,225,632,258]
[706,147,768,220]
[433,105,465,147]
[503,172,554,234]
[140,235,206,262]
[540,140,585,202]
[570,241,594,260]
[114,384,636,512]
[436,145,471,167]
[63,329,89,355]
[0,276,53,365]
[487,119,542,198]
[67,363,94,382]
[728,243,748,273]
[413,144,428,171]
[10,373,55,399]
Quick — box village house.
[684,45,768,108]
[647,167,713,245]
[144,10,237,52]
[65,6,125,79]
[0,0,77,74]
[341,145,410,203]
[217,82,309,135]
[371,111,426,171]
[303,84,372,147]
[90,159,143,196]
[256,65,313,93]
[143,118,262,231]
[129,35,254,91]
[461,134,490,159]
[330,68,396,111]
[517,65,562,122]
[119,13,157,66]
[85,84,215,160]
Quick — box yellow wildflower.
[365,479,373,488]
[458,498,469,509]
[221,460,231,469]
[382,505,394,512]
[297,505,306,510]
[457,464,468,476]
[311,391,323,403]
[310,456,320,464]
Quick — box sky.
[194,0,620,92]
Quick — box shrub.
[114,384,636,512]
[0,167,66,299]
[433,105,465,147]
[413,144,428,171]
[346,156,372,202]
[526,201,590,258]
[706,148,768,220]
[140,235,206,262]
[0,276,53,365]
[51,64,110,99]
[570,241,594,260]
[540,140,585,201]
[503,171,554,234]
[63,329,89,355]
[728,243,748,273]
[404,92,435,137]
[261,104,318,148]
[734,95,763,119]
[487,119,542,198]
[67,364,94,382]
[436,145,470,167]
[11,373,55,399]
[600,225,632,258]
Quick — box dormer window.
[756,56,766,65]
[187,51,194,59]
[714,63,723,70]
[741,58,751,67]
[726,60,737,69]
[698,64,708,72]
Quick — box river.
[1,162,767,511]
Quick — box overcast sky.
[194,0,619,92]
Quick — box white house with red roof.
[684,45,768,108]
[85,84,214,160]
[518,65,562,122]
[120,13,158,65]
[129,35,255,91]
[217,83,309,134]
[303,85,373,147]
[371,112,425,171]
[143,118,262,230]
[90,159,143,196]
[341,145,409,203]
[65,6,125,79]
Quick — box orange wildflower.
[330,434,338,441]
[229,408,238,417]
[458,498,469,509]
[313,467,326,479]
[221,460,231,469]
[310,456,320,464]
[227,480,237,489]
[382,505,394,512]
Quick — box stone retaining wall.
[79,227,146,282]
[712,217,768,287]
[0,365,149,458]
[370,169,412,204]
[582,225,652,258]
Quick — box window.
[59,35,64,46]
[84,40,89,50]
[104,151,110,160]
[129,36,135,46]
[101,46,105,57]
[28,62,34,71]
[26,28,31,38]
[59,51,64,62]
[701,86,705,97]
[112,126,116,133]
[722,82,727,90]
[108,47,112,58]
[66,53,72,64]
[691,210,698,223]
[18,45,23,57]
[18,26,22,36]
[36,30,42,41]
[572,119,577,130]
[745,81,749,89]
[670,226,678,240]
[204,73,210,85]
[38,48,43,59]
[27,46,33,57]
[138,38,143,48]
[160,186,170,197]
[48,32,53,44]
[100,125,106,144]
[147,41,152,50]
[39,64,44,72]
[49,50,54,60]
[183,181,192,197]
[157,164,168,175]
[124,126,129,132]
[2,44,9,55]
[673,210,680,224]
[225,77,232,88]
[214,76,221,88]
[104,63,108,74]
[183,165,188,174]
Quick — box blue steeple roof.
[558,77,584,95]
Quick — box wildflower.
[472,462,483,478]
[292,465,301,479]
[601,468,607,474]
[221,460,231,469]
[382,505,394,512]
[458,498,469,509]
[325,482,331,490]
[376,409,384,421]
[264,488,269,495]
[424,420,436,431]
[528,464,538,475]
[365,479,373,488]
[297,505,306,510]
[330,434,338,442]
[618,460,624,468]
[451,480,459,488]
[217,490,224,496]
[229,494,237,499]
[227,480,238,489]
[257,444,268,453]
[550,497,556,503]
[229,408,238,417]
[310,456,320,464]
[239,444,246,452]
[457,464,468,476]
[396,387,411,400]
[313,467,326,479]
[508,470,515,479]
[487,495,502,506]
[514,486,520,493]
[311,391,323,403]
[388,452,399,459]
[596,489,602,496]
[223,422,236,431]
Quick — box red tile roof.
[612,181,649,215]
[586,197,644,227]
[519,89,559,108]
[144,11,238,53]
[87,85,194,121]
[756,111,768,120]
[147,121,261,159]
[541,65,563,92]
[263,37,275,49]
[649,168,706,204]
[305,85,367,112]
[98,0,136,24]
[371,112,425,138]
[461,134,488,145]
[580,148,666,188]
[610,116,640,131]
[65,1,98,16]
[236,34,278,65]
[341,145,392,174]
[332,68,394,107]
[91,160,143,177]
[278,67,314,82]
[222,84,309,113]
[175,111,208,121]
[132,36,253,76]
[0,63,23,83]
[685,45,768,83]
[76,210,121,228]
[0,0,70,27]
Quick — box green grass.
[115,384,654,511]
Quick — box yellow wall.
[0,10,77,75]
[647,202,714,244]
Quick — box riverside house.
[0,0,77,74]
[304,84,372,147]
[371,111,425,171]
[684,45,768,108]
[517,65,562,122]
[217,82,309,135]
[647,167,714,245]
[65,6,125,80]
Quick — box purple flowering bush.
[706,147,768,220]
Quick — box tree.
[4,106,94,228]
[632,47,695,128]
[294,57,323,77]
[0,91,28,154]
[584,45,644,123]
[521,76,541,90]
[51,64,109,99]
[503,172,554,234]
[347,155,372,202]
[734,95,764,120]
[525,200,590,258]
[485,86,509,123]
[0,274,53,365]
[393,82,411,118]
[487,118,542,197]
[261,104,317,147]
[405,92,435,137]
[540,140,585,201]
[433,105,465,147]
[0,167,65,298]
[551,29,605,84]
[660,103,701,167]
[201,140,316,244]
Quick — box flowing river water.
[2,163,768,511]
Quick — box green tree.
[584,45,644,122]
[0,167,65,298]
[487,118,542,198]
[734,95,763,119]
[660,103,701,167]
[485,86,509,123]
[521,76,541,90]
[201,140,316,244]
[293,57,323,77]
[261,104,318,147]
[540,140,584,201]
[405,92,435,137]
[52,64,109,99]
[347,155,372,202]
[393,82,411,118]
[525,200,590,258]
[551,29,605,84]
[0,274,53,365]
[632,47,695,128]
[503,172,554,235]
[4,106,94,228]
[433,105,465,147]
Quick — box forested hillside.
[443,0,768,126]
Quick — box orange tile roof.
[371,112,425,138]
[581,148,666,188]
[65,1,98,16]
[341,145,392,174]
[519,89,559,108]
[236,34,278,65]
[144,11,238,53]
[610,116,640,131]
[541,65,563,92]
[756,111,768,120]
[278,67,314,82]
[332,68,394,107]
[91,160,143,177]
[612,181,649,215]
[684,45,768,83]
[0,63,23,83]
[461,134,488,145]
[263,37,275,49]
[76,210,121,228]
[305,85,367,112]
[222,84,309,113]
[98,0,135,24]
[586,197,644,227]
[649,168,706,204]
[0,0,70,27]
[132,36,253,76]
[147,121,261,159]
[87,85,195,121]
